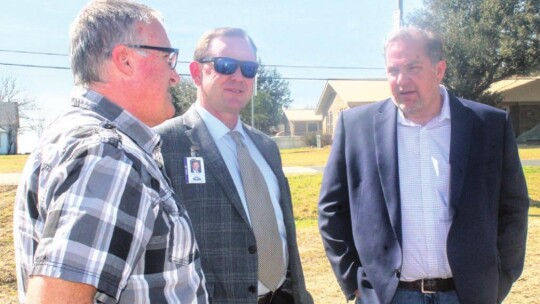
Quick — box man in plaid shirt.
[13,0,208,303]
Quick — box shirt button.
[248,285,257,293]
[248,245,257,254]
[101,122,115,129]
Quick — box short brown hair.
[70,0,162,86]
[193,27,257,61]
[384,27,444,64]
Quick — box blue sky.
[0,0,423,152]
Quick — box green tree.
[407,0,540,105]
[170,78,196,116]
[241,62,293,134]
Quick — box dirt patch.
[296,218,540,303]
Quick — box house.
[488,76,540,137]
[272,109,323,149]
[315,77,540,138]
[315,79,391,136]
[280,109,322,136]
[0,102,19,154]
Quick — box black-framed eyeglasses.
[127,44,179,69]
[198,57,258,79]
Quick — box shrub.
[302,132,332,147]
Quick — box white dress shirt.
[397,86,453,281]
[195,102,288,294]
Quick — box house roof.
[315,79,392,114]
[283,109,322,122]
[488,76,540,103]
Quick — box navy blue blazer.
[318,92,529,304]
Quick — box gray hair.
[384,27,444,64]
[69,0,163,86]
[193,27,257,61]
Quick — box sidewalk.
[0,167,325,186]
[282,166,324,175]
[0,173,20,186]
[2,160,539,185]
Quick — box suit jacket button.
[248,285,257,293]
[394,269,401,278]
[248,245,257,254]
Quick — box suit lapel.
[373,99,402,243]
[448,94,473,212]
[243,125,281,178]
[182,107,251,223]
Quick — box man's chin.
[225,100,250,112]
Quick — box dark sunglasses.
[198,57,258,79]
[127,44,179,69]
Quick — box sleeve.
[317,112,360,300]
[33,141,156,303]
[497,112,529,301]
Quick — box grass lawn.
[280,146,330,167]
[0,155,28,174]
[1,147,540,303]
[519,145,540,160]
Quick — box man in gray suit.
[155,27,313,304]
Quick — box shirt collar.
[397,85,451,126]
[195,101,245,140]
[70,87,161,154]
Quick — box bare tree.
[0,74,38,154]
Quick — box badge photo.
[185,157,205,184]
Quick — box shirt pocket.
[159,191,197,266]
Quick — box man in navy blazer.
[155,28,312,304]
[318,28,529,304]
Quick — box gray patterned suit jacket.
[154,106,313,304]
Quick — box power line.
[0,49,68,57]
[0,62,70,70]
[263,64,383,70]
[0,48,385,71]
[0,62,382,81]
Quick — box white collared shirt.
[397,85,453,281]
[195,102,288,294]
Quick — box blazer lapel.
[373,99,402,243]
[448,94,473,212]
[243,125,281,178]
[182,107,251,224]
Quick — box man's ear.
[436,60,446,82]
[190,61,202,85]
[111,45,133,75]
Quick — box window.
[307,122,319,133]
[295,122,307,135]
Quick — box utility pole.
[393,0,403,30]
[251,75,257,127]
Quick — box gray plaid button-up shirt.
[14,89,208,304]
